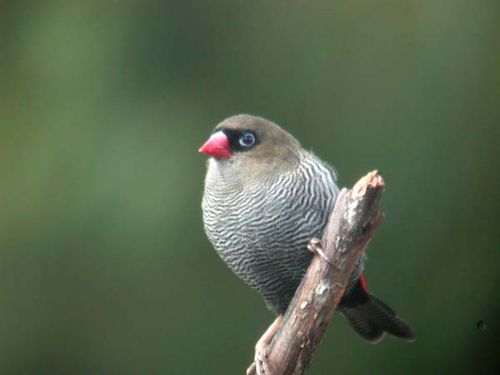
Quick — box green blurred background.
[0,1,498,374]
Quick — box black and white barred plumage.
[203,149,338,313]
[200,115,414,342]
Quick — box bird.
[199,114,415,349]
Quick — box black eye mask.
[222,129,260,152]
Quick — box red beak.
[199,131,232,159]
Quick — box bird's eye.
[239,132,256,148]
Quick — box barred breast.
[202,152,339,314]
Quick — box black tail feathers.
[339,279,415,343]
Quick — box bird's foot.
[246,315,282,375]
[307,238,334,265]
[246,362,256,375]
[246,344,270,375]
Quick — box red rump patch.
[359,274,369,293]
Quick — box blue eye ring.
[239,132,256,148]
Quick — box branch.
[248,170,385,375]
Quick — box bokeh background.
[1,1,498,374]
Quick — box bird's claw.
[246,345,271,375]
[247,316,282,375]
[255,344,271,375]
[307,238,334,265]
[246,362,256,375]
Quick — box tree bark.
[248,170,385,375]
